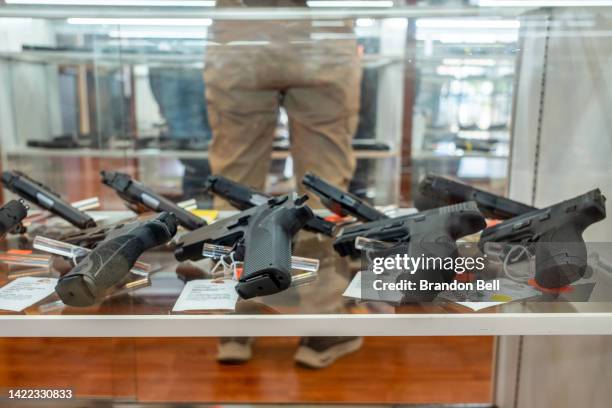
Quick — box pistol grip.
[56,235,144,306]
[55,214,176,306]
[394,232,458,303]
[237,218,293,299]
[535,225,588,288]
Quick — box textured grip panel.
[56,213,176,306]
[535,226,588,288]
[237,200,312,299]
[56,235,144,306]
[241,214,293,297]
[87,235,144,290]
[244,226,291,275]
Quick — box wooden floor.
[0,337,493,404]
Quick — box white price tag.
[0,277,58,312]
[342,271,363,299]
[343,271,404,303]
[172,279,239,312]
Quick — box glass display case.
[0,0,528,209]
[0,1,612,407]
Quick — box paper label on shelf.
[172,279,238,312]
[343,271,363,299]
[0,277,58,312]
[454,302,505,312]
[343,271,403,303]
[345,273,539,311]
[438,278,540,303]
[439,278,540,311]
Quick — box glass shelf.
[0,50,406,69]
[5,146,400,160]
[1,210,611,338]
[0,4,531,20]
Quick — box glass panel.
[0,1,611,405]
[1,1,609,313]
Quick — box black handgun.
[101,170,206,231]
[333,201,486,258]
[205,175,335,236]
[415,175,536,220]
[480,189,606,288]
[302,172,387,222]
[0,200,28,238]
[1,170,96,229]
[175,194,314,299]
[56,212,178,307]
[335,202,486,301]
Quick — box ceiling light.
[108,30,207,39]
[6,0,215,6]
[356,18,375,27]
[416,19,520,29]
[477,0,612,6]
[67,18,212,26]
[307,1,394,7]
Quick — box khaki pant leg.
[204,50,280,209]
[283,50,362,207]
[278,46,361,313]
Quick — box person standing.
[204,0,363,368]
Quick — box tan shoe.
[294,337,363,369]
[217,337,253,364]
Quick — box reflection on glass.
[0,7,523,210]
